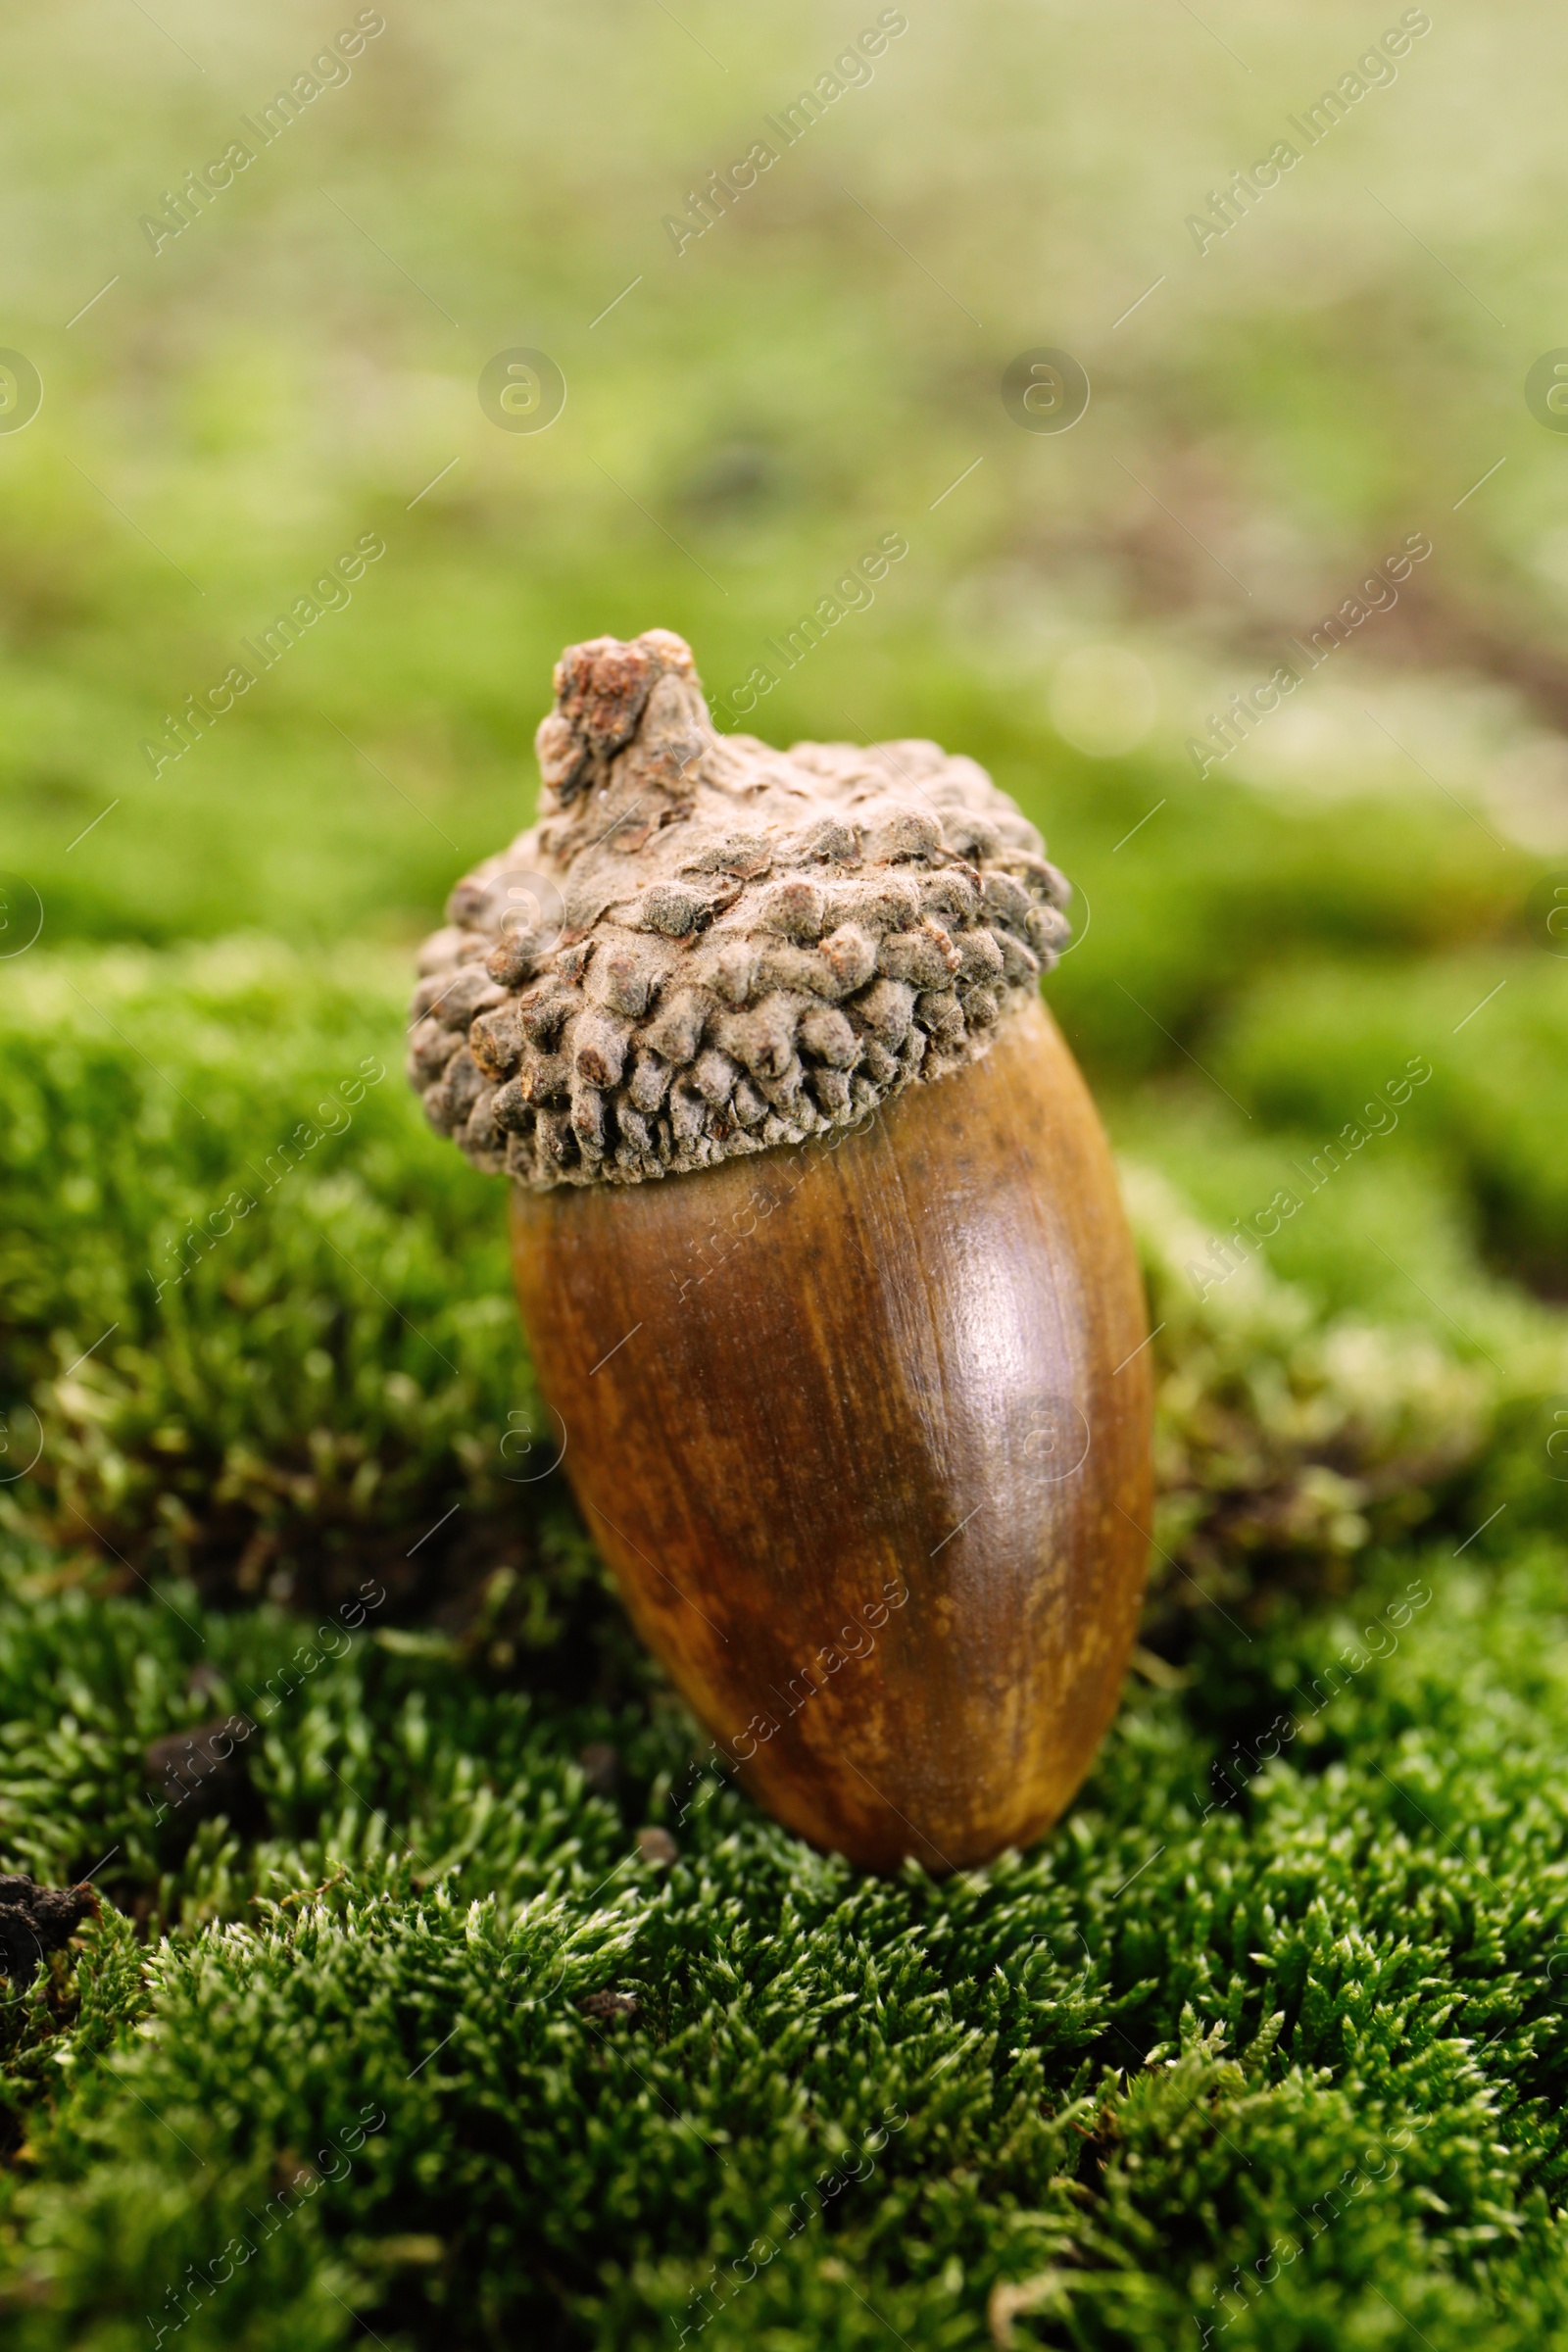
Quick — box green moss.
[0,935,1562,2345]
[3,1536,1568,2348]
[1210,954,1568,1289]
[5,6,1568,2333]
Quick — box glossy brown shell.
[510,994,1152,1872]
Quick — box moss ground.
[6,3,1568,2337]
[0,906,1564,2348]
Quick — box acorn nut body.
[411,629,1152,1871]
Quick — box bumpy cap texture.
[409,630,1071,1190]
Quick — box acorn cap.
[409,629,1071,1190]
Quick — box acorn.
[410,629,1152,1872]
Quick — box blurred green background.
[3,0,1564,955]
[5,5,1568,2346]
[7,0,1568,1267]
[7,0,1568,1232]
